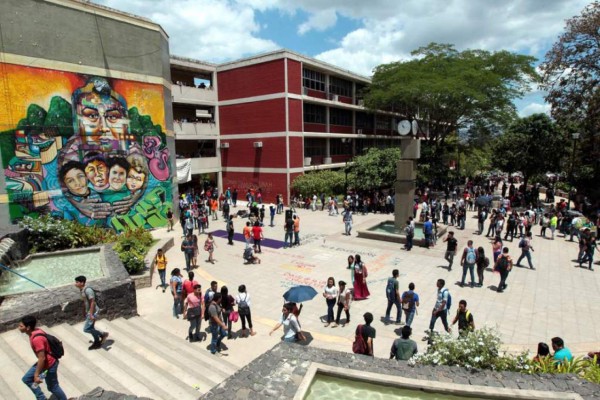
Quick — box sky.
[93,0,592,117]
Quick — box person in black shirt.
[451,299,475,336]
[284,216,294,248]
[443,231,458,271]
[355,312,376,356]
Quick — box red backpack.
[352,325,368,354]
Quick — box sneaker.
[332,323,338,328]
[100,332,109,345]
[88,342,101,350]
[324,323,330,327]
[395,321,403,325]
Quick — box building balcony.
[174,121,219,139]
[172,84,217,105]
[190,156,221,174]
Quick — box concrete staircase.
[0,317,239,400]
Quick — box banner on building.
[176,159,192,183]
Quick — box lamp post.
[568,132,580,210]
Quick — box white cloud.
[298,9,338,35]
[93,0,278,62]
[519,102,551,117]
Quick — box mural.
[0,65,173,231]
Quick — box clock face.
[398,120,411,135]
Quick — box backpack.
[238,294,250,316]
[85,287,105,310]
[518,238,526,248]
[385,278,396,302]
[352,325,368,354]
[401,291,415,310]
[203,290,214,321]
[466,247,476,264]
[33,332,64,359]
[496,256,509,271]
[442,288,452,311]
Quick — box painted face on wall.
[108,164,127,191]
[76,92,129,142]
[85,159,108,190]
[64,167,89,197]
[126,168,146,192]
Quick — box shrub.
[113,228,153,274]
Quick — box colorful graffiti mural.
[0,65,172,231]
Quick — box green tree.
[366,43,538,178]
[291,169,345,197]
[491,114,566,188]
[541,1,600,203]
[349,147,401,190]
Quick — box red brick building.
[172,50,403,203]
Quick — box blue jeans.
[385,298,402,323]
[184,252,192,270]
[270,215,274,226]
[461,263,475,285]
[158,269,166,288]
[405,235,413,250]
[22,361,67,400]
[284,231,293,247]
[517,250,533,268]
[173,294,182,317]
[209,324,227,354]
[404,309,416,327]
[345,221,352,235]
[83,315,103,344]
[294,232,300,245]
[326,298,336,322]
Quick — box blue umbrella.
[283,285,318,303]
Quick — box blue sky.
[94,0,592,116]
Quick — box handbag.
[229,310,239,323]
[186,306,201,320]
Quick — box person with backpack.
[495,247,513,293]
[181,233,195,271]
[475,247,489,287]
[75,275,108,350]
[170,268,184,318]
[353,312,376,356]
[220,286,236,339]
[516,231,535,270]
[18,315,68,400]
[384,269,402,325]
[390,325,418,361]
[207,293,228,355]
[236,285,256,337]
[451,300,475,337]
[183,284,203,342]
[427,279,451,335]
[154,248,168,292]
[460,240,477,287]
[401,282,420,327]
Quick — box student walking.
[236,285,256,337]
[516,232,535,270]
[443,231,458,271]
[475,247,489,287]
[460,240,477,287]
[451,300,475,337]
[207,293,228,355]
[170,268,183,317]
[384,269,402,325]
[251,221,263,253]
[427,279,451,335]
[18,315,68,400]
[495,247,513,293]
[183,284,203,342]
[204,233,216,263]
[154,248,168,292]
[401,282,420,327]
[75,275,108,350]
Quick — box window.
[330,108,352,126]
[330,138,352,156]
[304,138,325,157]
[356,112,374,129]
[303,104,326,124]
[376,115,392,130]
[303,68,326,92]
[329,76,353,97]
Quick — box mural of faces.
[106,158,129,192]
[74,91,129,143]
[59,161,90,197]
[84,156,109,191]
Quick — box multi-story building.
[172,50,404,203]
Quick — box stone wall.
[0,245,137,333]
[201,343,600,400]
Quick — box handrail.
[0,263,49,291]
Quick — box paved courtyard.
[137,203,600,364]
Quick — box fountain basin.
[358,220,447,246]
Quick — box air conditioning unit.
[303,87,309,95]
[253,142,263,148]
[220,142,229,149]
[333,95,339,102]
[357,99,365,106]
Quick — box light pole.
[568,132,580,210]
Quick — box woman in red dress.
[353,254,370,300]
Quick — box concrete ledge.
[131,237,174,289]
[295,362,584,400]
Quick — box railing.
[0,262,48,291]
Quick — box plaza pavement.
[137,203,600,364]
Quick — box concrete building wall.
[0,0,177,231]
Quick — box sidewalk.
[137,203,600,362]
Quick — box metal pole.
[0,263,48,290]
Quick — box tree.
[541,1,600,204]
[349,147,401,191]
[491,114,566,188]
[365,43,538,179]
[291,170,345,197]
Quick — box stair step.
[71,319,201,400]
[0,339,33,399]
[50,323,158,399]
[48,324,131,395]
[107,318,216,394]
[127,316,238,376]
[1,328,83,398]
